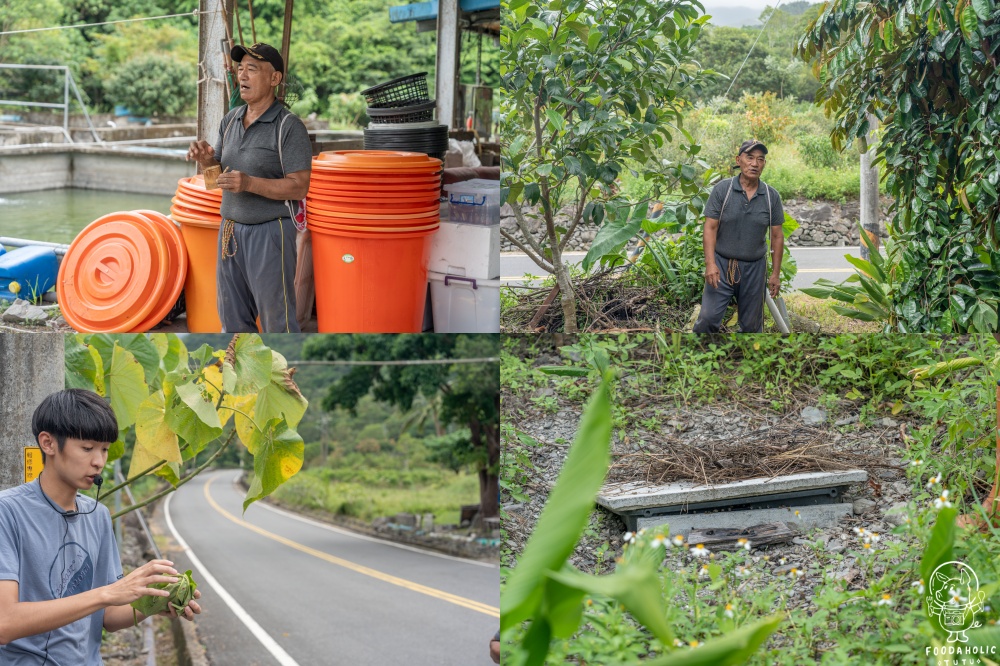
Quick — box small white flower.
[778,557,787,566]
[948,588,969,606]
[910,459,923,467]
[853,527,866,537]
[623,532,635,543]
[789,567,804,579]
[912,579,925,595]
[638,528,647,535]
[724,603,735,618]
[690,544,709,558]
[737,538,751,551]
[672,535,685,547]
[651,537,664,548]
[869,532,881,544]
[699,564,710,578]
[986,605,993,612]
[673,639,684,647]
[876,593,893,607]
[934,490,952,510]
[926,475,941,489]
[794,510,802,520]
[736,565,752,578]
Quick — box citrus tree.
[65,333,308,516]
[798,0,1000,333]
[501,0,719,331]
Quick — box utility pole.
[436,0,461,129]
[197,0,235,160]
[0,335,65,491]
[860,112,880,260]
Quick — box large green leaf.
[644,615,784,665]
[89,334,160,387]
[581,203,648,271]
[243,418,304,512]
[65,336,104,394]
[500,377,612,630]
[130,391,182,479]
[546,558,675,645]
[253,351,308,429]
[107,345,148,430]
[921,506,957,585]
[165,382,223,455]
[152,333,189,374]
[223,334,273,396]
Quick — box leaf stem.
[110,430,237,520]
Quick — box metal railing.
[0,64,101,142]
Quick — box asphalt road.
[500,246,860,291]
[163,470,500,666]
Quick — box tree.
[302,334,500,521]
[104,53,195,116]
[502,0,718,331]
[798,1,1000,333]
[65,333,308,516]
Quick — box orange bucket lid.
[172,196,223,215]
[170,208,222,228]
[308,218,439,233]
[310,225,438,240]
[305,208,439,221]
[307,215,439,229]
[310,173,442,186]
[306,190,441,203]
[58,211,170,333]
[314,150,442,171]
[306,200,440,215]
[130,210,188,332]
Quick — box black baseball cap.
[738,139,768,156]
[231,42,284,73]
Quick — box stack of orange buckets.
[307,150,442,332]
[169,175,223,332]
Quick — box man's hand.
[160,588,202,622]
[768,273,781,298]
[490,638,501,663]
[705,263,721,289]
[102,560,180,607]
[217,170,253,193]
[186,141,215,168]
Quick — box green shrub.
[327,92,367,128]
[104,55,195,117]
[798,134,842,169]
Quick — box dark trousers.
[693,254,766,333]
[217,217,300,333]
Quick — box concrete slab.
[597,470,867,512]
[632,503,854,536]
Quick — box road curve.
[163,469,500,666]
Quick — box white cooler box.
[429,271,500,333]
[429,219,500,280]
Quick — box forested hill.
[0,0,498,124]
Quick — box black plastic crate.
[361,73,430,109]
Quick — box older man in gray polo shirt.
[187,42,312,333]
[693,140,785,333]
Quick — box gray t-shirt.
[214,100,313,225]
[704,176,784,262]
[0,480,123,666]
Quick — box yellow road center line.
[203,477,500,618]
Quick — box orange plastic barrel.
[310,225,435,332]
[58,212,174,333]
[172,175,222,332]
[175,216,221,332]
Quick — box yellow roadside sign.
[24,447,43,483]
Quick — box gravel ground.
[502,369,932,615]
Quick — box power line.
[288,358,500,367]
[0,10,218,37]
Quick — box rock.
[884,502,910,526]
[826,539,846,554]
[853,498,877,515]
[891,481,910,495]
[880,417,899,428]
[835,414,859,426]
[836,568,860,583]
[792,538,810,546]
[1,299,48,324]
[800,406,827,425]
[46,316,68,330]
[774,564,800,576]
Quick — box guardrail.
[0,64,100,142]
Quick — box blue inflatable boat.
[0,246,59,302]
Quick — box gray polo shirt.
[704,176,784,262]
[214,100,313,225]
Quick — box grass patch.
[783,292,883,334]
[272,466,479,525]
